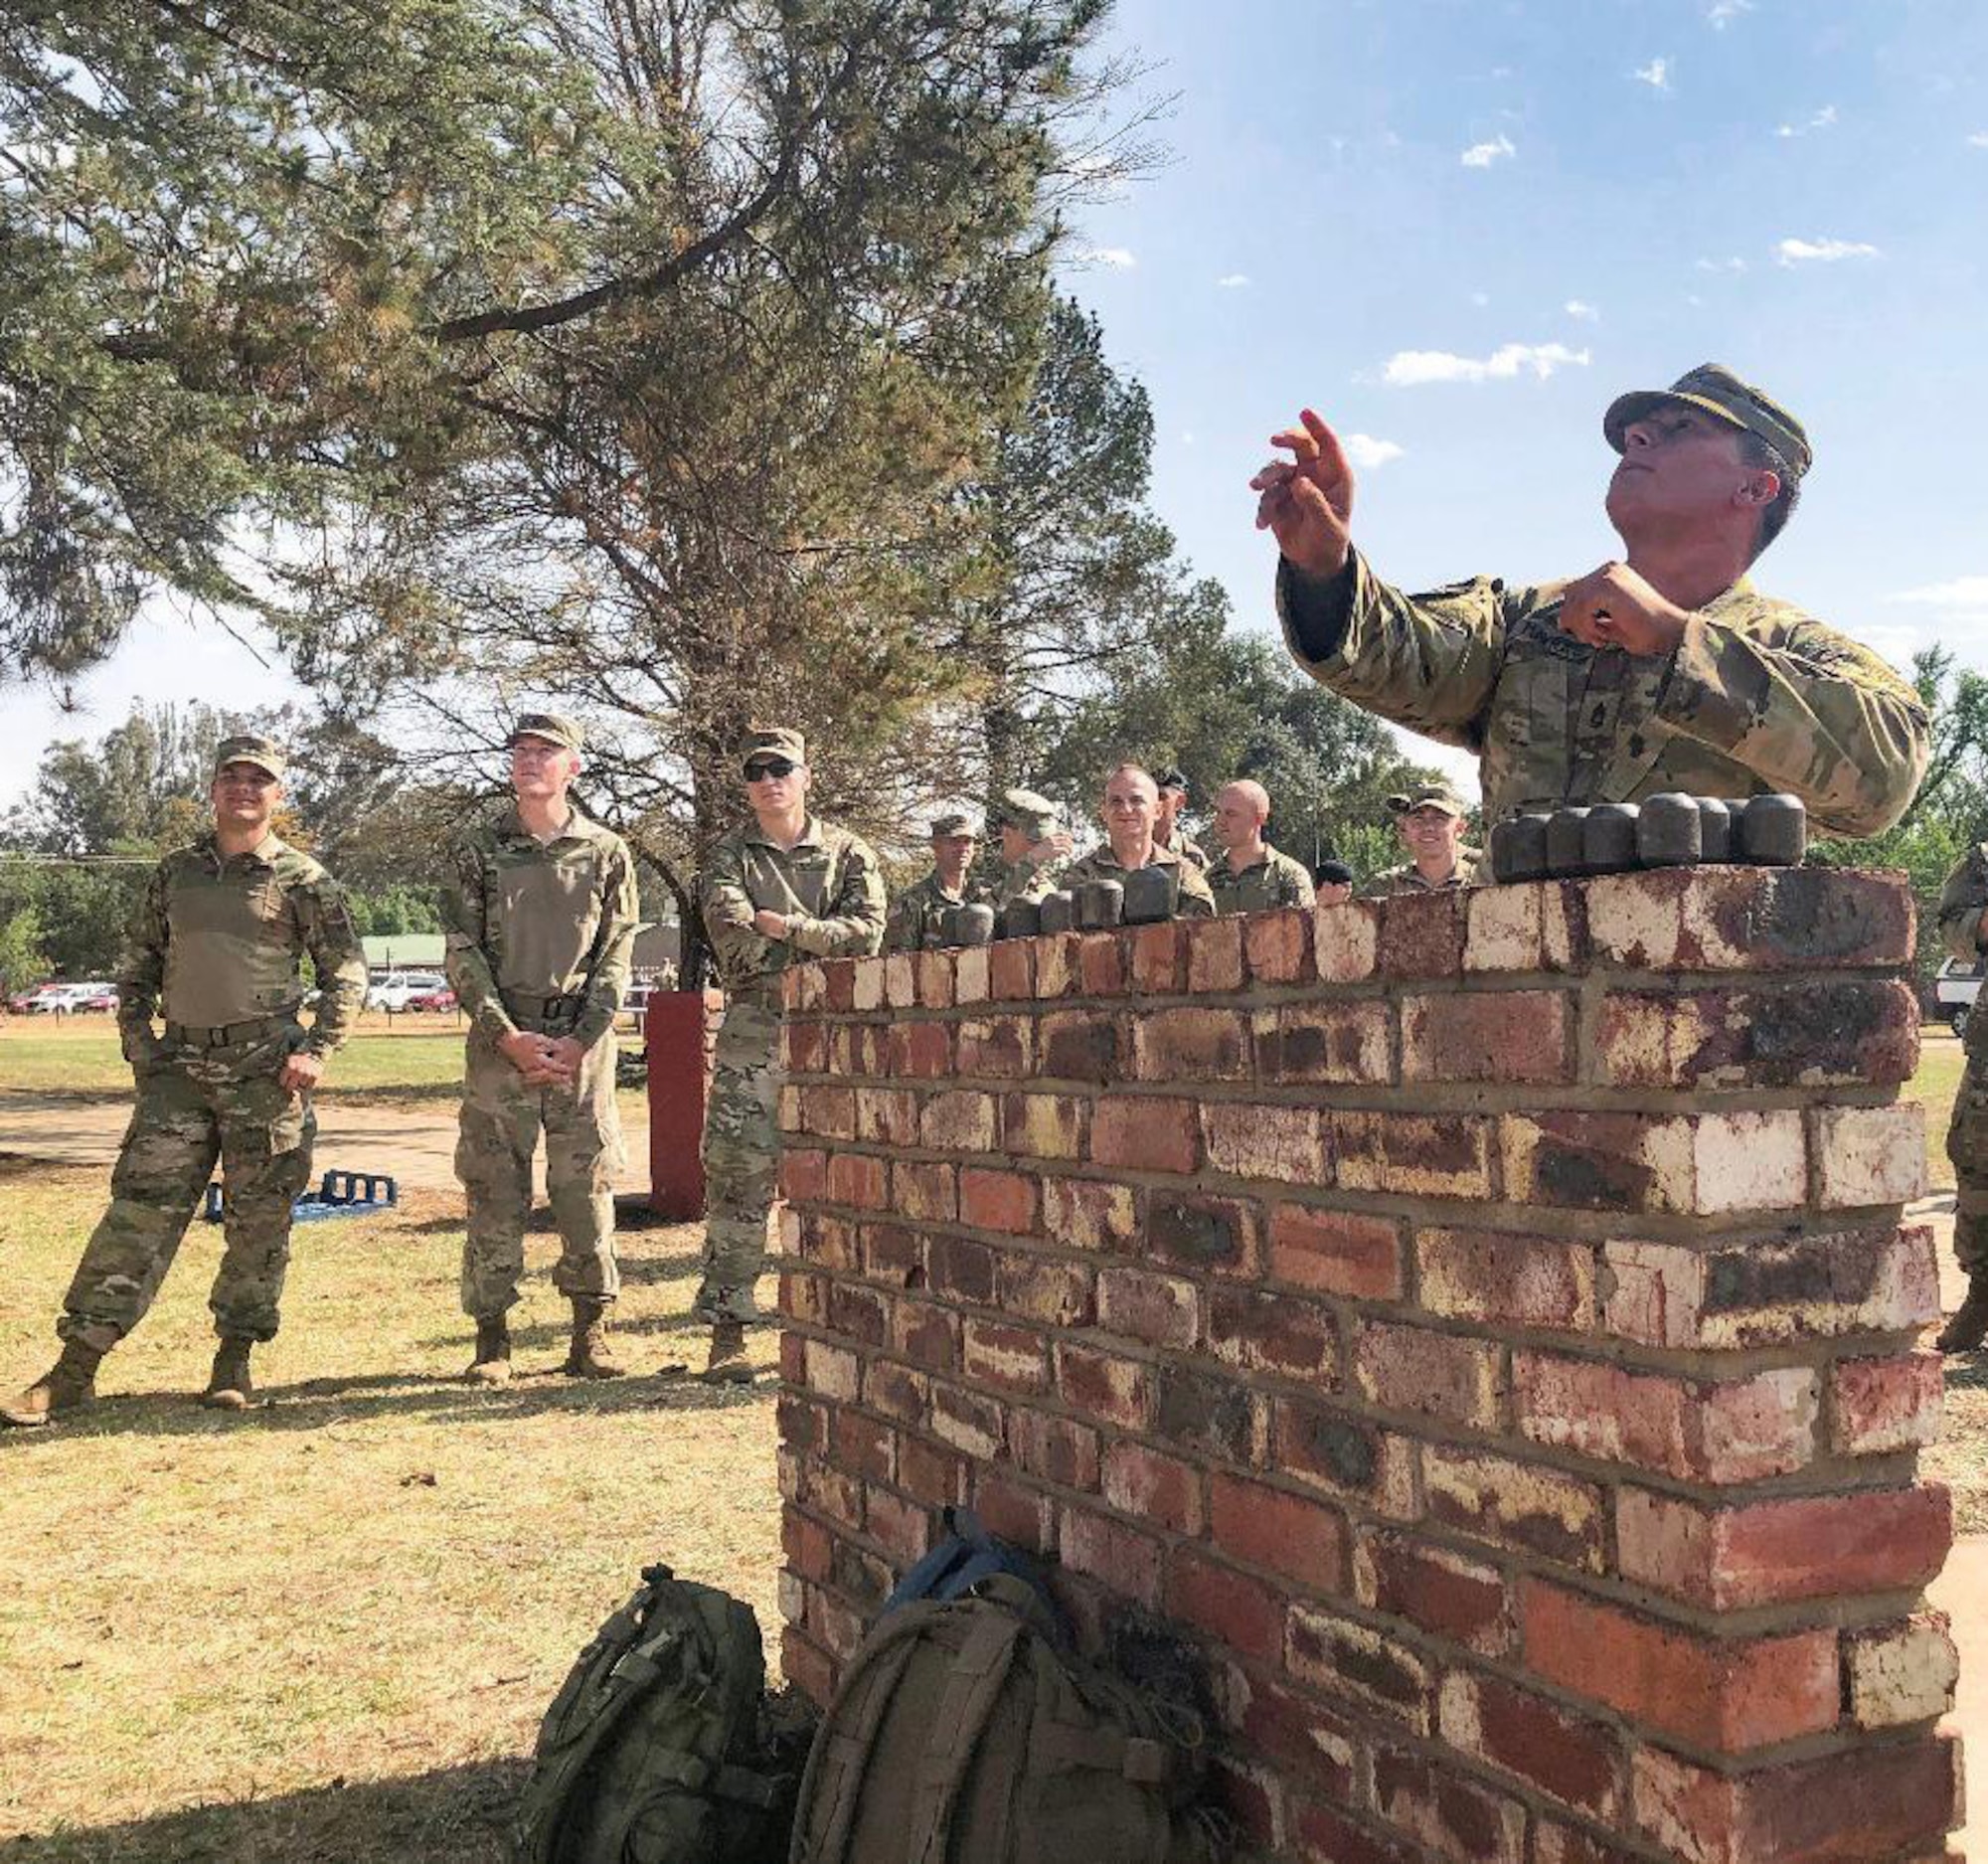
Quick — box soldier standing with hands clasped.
[1,736,367,1426]
[443,714,638,1385]
[699,728,886,1382]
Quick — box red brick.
[1167,1550,1286,1664]
[1036,1008,1123,1082]
[802,1337,861,1402]
[918,1088,997,1152]
[995,1255,1094,1327]
[884,950,918,1009]
[1096,1265,1200,1348]
[1615,1483,1952,1609]
[1631,1730,1960,1864]
[1211,1471,1348,1591]
[830,1408,894,1481]
[1230,1665,1360,1796]
[1090,1095,1199,1173]
[1333,1110,1493,1198]
[1521,1578,1839,1751]
[1846,1613,1960,1728]
[826,1151,888,1210]
[897,1433,968,1507]
[776,1391,827,1453]
[1831,1352,1945,1454]
[784,1019,828,1073]
[1252,1000,1393,1085]
[929,1381,1005,1459]
[778,1146,829,1202]
[1146,1190,1259,1275]
[1101,1441,1205,1533]
[1054,1342,1152,1430]
[1043,1176,1140,1252]
[1587,866,1915,975]
[893,1299,958,1372]
[988,938,1034,1000]
[1464,882,1546,973]
[865,1485,931,1566]
[781,1270,826,1325]
[783,964,824,1013]
[958,1165,1039,1234]
[781,1626,838,1711]
[1314,900,1382,983]
[960,1317,1050,1395]
[1287,1602,1430,1729]
[1275,1399,1419,1518]
[1355,1530,1513,1657]
[1208,1285,1337,1380]
[891,1158,957,1224]
[799,1457,864,1532]
[799,1084,857,1140]
[1060,1506,1163,1605]
[970,1470,1051,1551]
[1437,1669,1621,1819]
[1355,1321,1506,1431]
[1008,1408,1100,1490]
[1269,1204,1404,1297]
[1243,905,1311,983]
[1154,1365,1263,1463]
[956,1014,1034,1079]
[1128,921,1186,993]
[999,1091,1087,1159]
[1403,988,1572,1084]
[1372,1745,1526,1864]
[1378,889,1465,979]
[1423,1445,1605,1570]
[1593,980,1918,1090]
[926,1233,995,1303]
[951,946,988,1004]
[828,1024,874,1077]
[1416,1228,1596,1330]
[886,1020,953,1079]
[855,1086,918,1146]
[1291,1798,1415,1864]
[778,1329,806,1382]
[1202,1101,1329,1184]
[1514,1352,1816,1482]
[851,956,887,1011]
[1131,1005,1250,1081]
[1031,930,1081,998]
[830,1535,893,1608]
[862,1359,927,1426]
[1077,931,1129,995]
[860,1221,922,1286]
[820,958,858,1011]
[826,1281,888,1347]
[782,1505,833,1582]
[1815,1102,1928,1207]
[793,1210,858,1271]
[1184,914,1246,991]
[1532,1819,1647,1864]
[1503,1107,1806,1217]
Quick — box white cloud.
[1776,103,1839,138]
[1889,575,1988,610]
[1969,131,1988,149]
[1470,289,1491,306]
[1695,254,1747,273]
[1705,0,1752,27]
[1381,342,1591,387]
[1076,246,1136,269]
[1634,58,1672,92]
[1775,236,1880,264]
[1342,434,1406,469]
[1215,273,1250,289]
[1460,134,1516,168]
[1565,299,1599,322]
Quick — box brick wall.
[773,867,1963,1863]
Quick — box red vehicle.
[407,986,458,1013]
[71,988,120,1012]
[7,982,67,1014]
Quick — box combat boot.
[464,1317,513,1385]
[201,1336,255,1411]
[1938,1274,1988,1354]
[562,1298,624,1380]
[700,1319,753,1386]
[0,1340,103,1429]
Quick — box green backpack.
[787,1574,1225,1864]
[514,1562,809,1864]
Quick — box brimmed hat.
[741,725,805,765]
[213,734,285,780]
[992,786,1060,837]
[1388,786,1467,819]
[510,712,584,752]
[1603,363,1811,479]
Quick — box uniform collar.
[1087,840,1179,873]
[745,813,825,852]
[497,800,603,847]
[199,829,285,869]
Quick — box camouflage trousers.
[57,1029,314,1351]
[1949,1057,1988,1277]
[697,997,782,1324]
[455,1026,622,1319]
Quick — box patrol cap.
[992,786,1060,837]
[1388,786,1467,818]
[510,712,584,752]
[1157,767,1190,795]
[1316,860,1356,887]
[213,735,286,781]
[1602,363,1812,480]
[928,811,978,838]
[741,725,806,766]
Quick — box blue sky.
[4,0,1985,806]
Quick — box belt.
[164,1016,289,1048]
[504,989,585,1026]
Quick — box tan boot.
[1938,1275,1988,1354]
[699,1319,753,1386]
[0,1340,103,1428]
[464,1317,513,1385]
[563,1298,624,1380]
[201,1336,255,1411]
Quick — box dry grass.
[1917,1031,1965,1193]
[0,1162,782,1861]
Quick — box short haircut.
[1104,761,1158,792]
[1737,430,1799,558]
[1316,860,1355,886]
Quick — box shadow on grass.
[1947,1353,1988,1391]
[4,1757,529,1863]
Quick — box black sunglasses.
[745,758,797,780]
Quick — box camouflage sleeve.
[571,838,639,1049]
[440,834,517,1042]
[994,849,1066,907]
[296,873,368,1056]
[1653,614,1930,837]
[788,835,888,958]
[1175,861,1217,919]
[884,887,923,953]
[1277,551,1507,750]
[113,858,172,1064]
[1937,845,1988,963]
[1279,857,1317,910]
[700,835,776,983]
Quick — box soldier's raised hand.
[1250,409,1356,579]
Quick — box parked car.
[7,982,69,1014]
[32,981,115,1013]
[71,987,120,1012]
[366,971,447,1013]
[1936,955,1983,1038]
[407,986,458,1013]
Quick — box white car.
[32,980,115,1013]
[1935,956,1982,1039]
[367,971,447,1013]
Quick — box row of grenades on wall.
[1487,792,1807,884]
[935,867,1184,946]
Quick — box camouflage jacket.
[1365,848,1487,899]
[1159,828,1212,872]
[702,814,886,1000]
[1938,843,1988,1066]
[441,802,638,1048]
[1208,844,1316,915]
[886,870,994,952]
[1276,553,1928,835]
[118,832,367,1059]
[1059,841,1218,918]
[993,846,1070,908]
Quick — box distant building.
[361,933,446,977]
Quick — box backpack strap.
[907,1607,1030,1864]
[792,1615,928,1864]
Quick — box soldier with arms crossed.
[2,736,367,1426]
[1250,364,1928,834]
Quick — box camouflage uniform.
[990,788,1070,907]
[56,833,366,1351]
[885,871,994,952]
[1208,844,1317,915]
[1939,844,1988,1294]
[441,801,638,1320]
[1059,842,1218,918]
[700,816,886,1321]
[1159,828,1212,872]
[1365,848,1487,898]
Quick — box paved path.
[1929,1534,1984,1858]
